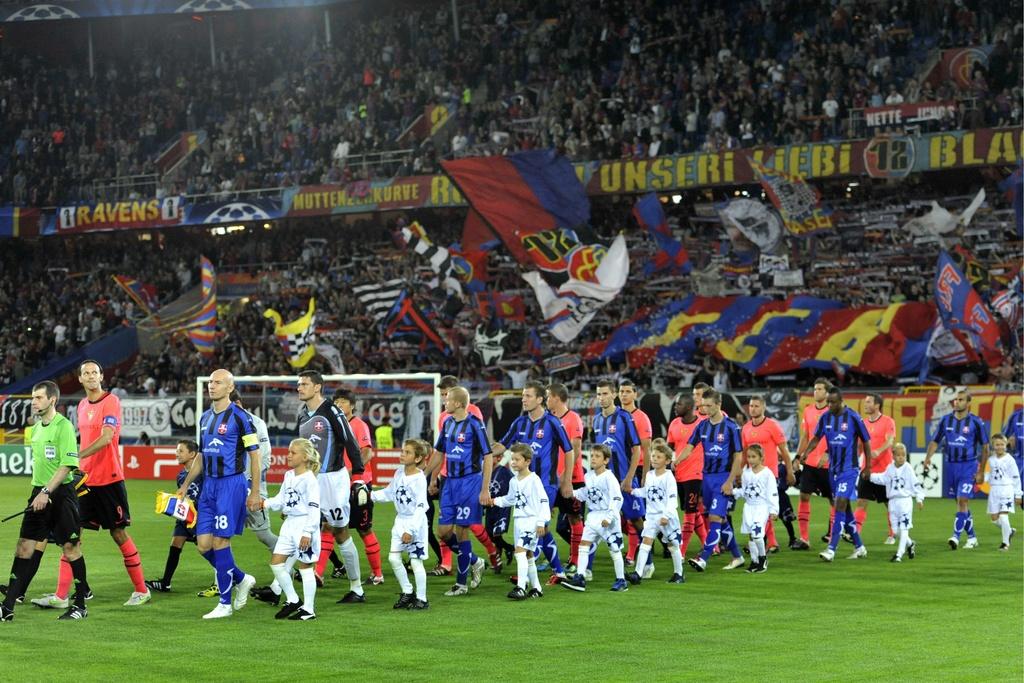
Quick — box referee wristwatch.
[40,487,50,496]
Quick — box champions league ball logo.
[5,4,80,21]
[175,0,254,12]
[203,202,272,224]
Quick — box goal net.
[194,373,441,486]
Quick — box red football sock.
[362,532,382,578]
[119,537,147,593]
[765,520,777,548]
[55,555,73,600]
[681,513,697,556]
[695,511,708,545]
[798,500,811,541]
[569,520,583,560]
[315,531,335,578]
[626,520,640,562]
[853,507,868,531]
[470,524,496,555]
[440,544,453,569]
[828,506,836,537]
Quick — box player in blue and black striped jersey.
[490,381,573,583]
[798,387,872,561]
[924,389,989,550]
[592,380,645,561]
[430,386,493,596]
[177,369,261,619]
[146,440,204,593]
[674,388,745,572]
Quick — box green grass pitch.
[0,476,1020,682]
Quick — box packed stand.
[1,0,1020,207]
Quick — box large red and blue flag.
[632,193,691,276]
[934,250,1004,366]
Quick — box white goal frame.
[195,373,443,435]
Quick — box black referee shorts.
[80,480,132,531]
[799,465,832,499]
[555,482,585,516]
[20,484,81,545]
[677,479,702,513]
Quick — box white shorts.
[741,503,770,538]
[390,517,430,560]
[581,511,624,551]
[888,497,915,530]
[273,517,321,564]
[987,489,1017,516]
[513,516,542,554]
[641,514,682,545]
[318,469,351,528]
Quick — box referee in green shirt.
[1,381,91,621]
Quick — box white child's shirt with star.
[493,471,552,523]
[264,469,321,536]
[372,468,428,535]
[869,462,925,503]
[632,470,679,520]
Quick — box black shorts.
[349,482,374,532]
[677,479,702,513]
[485,506,511,537]
[857,478,888,504]
[172,520,198,543]
[555,482,585,516]
[20,485,81,545]
[79,480,132,531]
[799,465,832,499]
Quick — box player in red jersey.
[425,376,498,576]
[333,390,384,586]
[741,395,796,552]
[32,360,150,609]
[666,394,707,558]
[618,380,654,573]
[853,393,897,543]
[792,378,834,549]
[546,383,585,571]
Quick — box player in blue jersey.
[674,389,745,572]
[592,380,645,555]
[1004,406,1024,480]
[430,386,493,596]
[145,440,204,593]
[924,389,989,550]
[796,387,872,562]
[176,369,262,619]
[489,381,573,585]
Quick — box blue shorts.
[702,473,733,518]
[196,475,248,538]
[947,460,978,499]
[622,490,646,519]
[830,469,860,502]
[439,473,483,526]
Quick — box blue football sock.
[722,521,741,558]
[845,510,863,547]
[457,540,473,585]
[965,512,976,538]
[587,543,597,570]
[213,548,235,605]
[701,522,722,561]
[541,532,563,573]
[443,533,459,551]
[201,549,215,567]
[828,513,845,551]
[953,511,967,538]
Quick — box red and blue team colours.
[934,250,1004,366]
[633,192,691,276]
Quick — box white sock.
[610,550,624,580]
[748,540,760,564]
[297,566,316,614]
[390,552,412,594]
[270,563,299,604]
[527,556,541,591]
[576,545,589,574]
[755,538,765,559]
[410,558,427,601]
[269,556,297,594]
[338,537,363,595]
[896,528,909,557]
[635,543,651,574]
[998,515,1012,544]
[515,551,528,590]
[669,544,682,575]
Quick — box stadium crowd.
[0,0,1021,206]
[1,178,1020,394]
